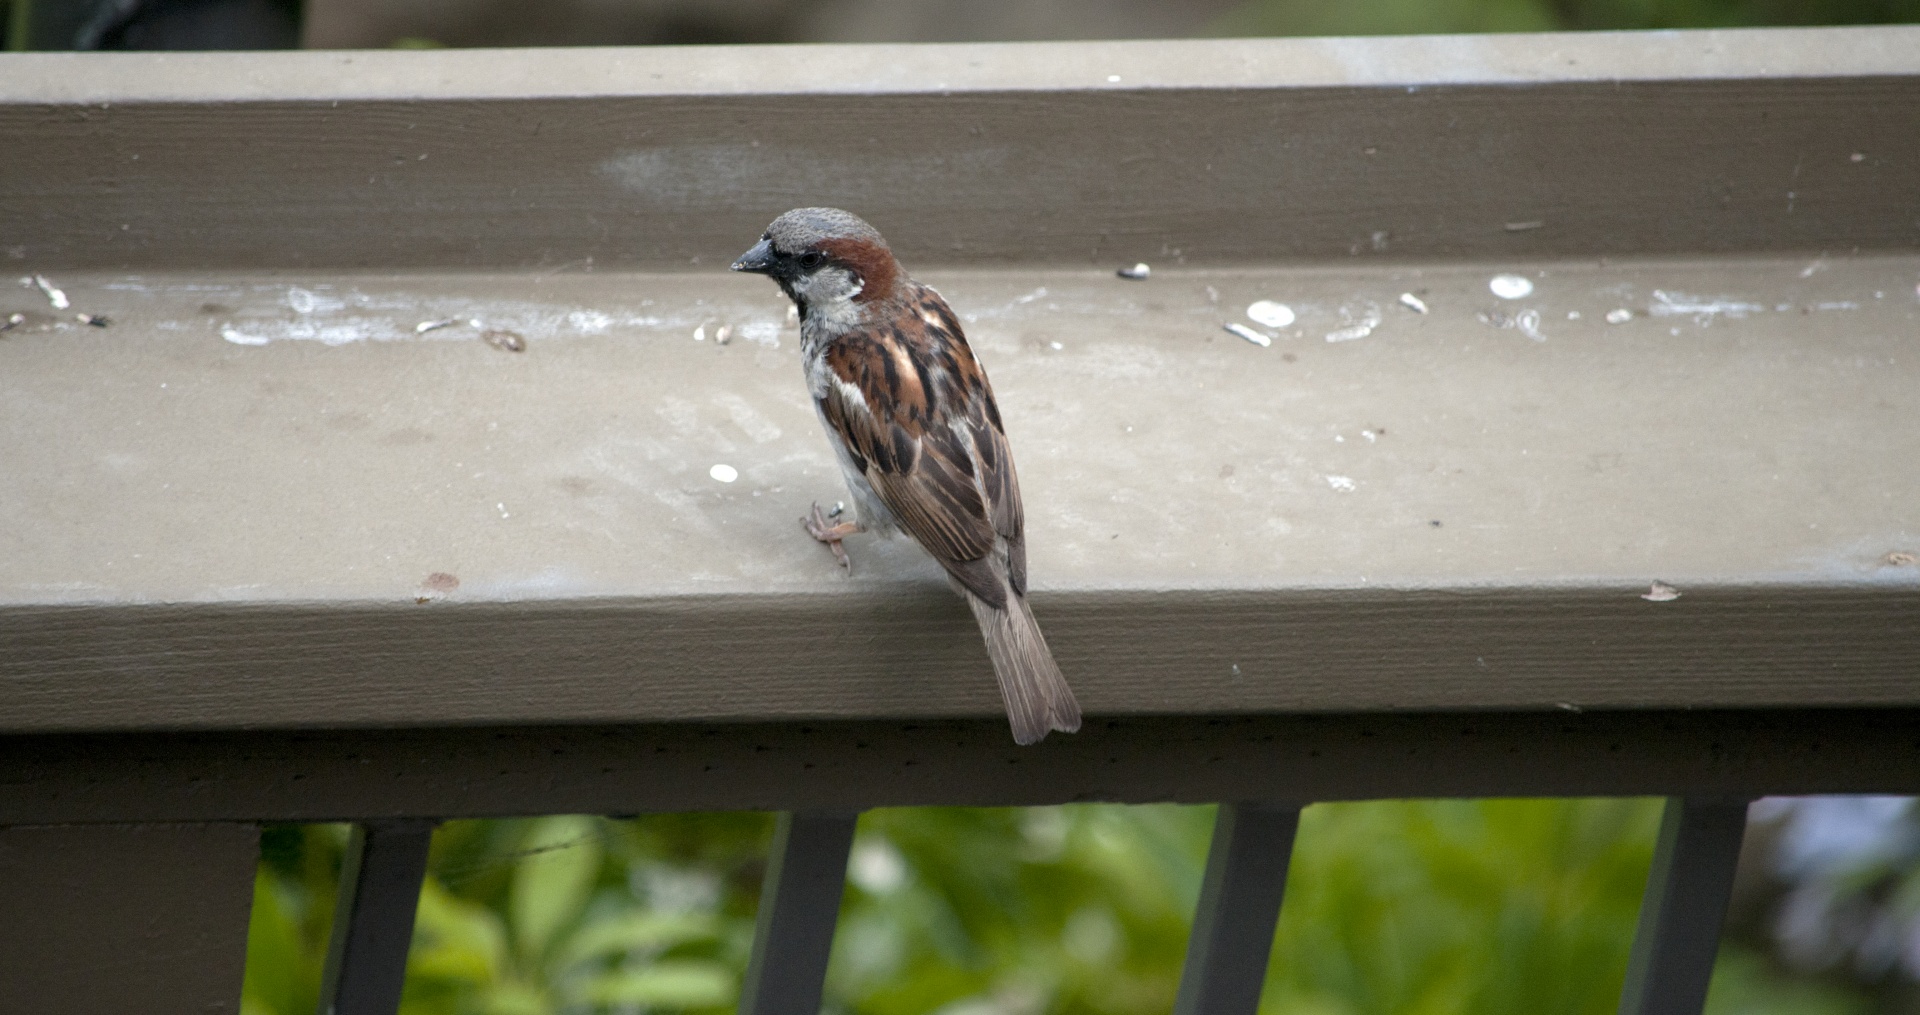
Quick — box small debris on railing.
[1397,292,1428,314]
[1605,308,1633,324]
[1567,310,1582,320]
[1503,220,1545,232]
[714,324,732,345]
[1886,551,1916,566]
[416,317,460,334]
[1489,274,1534,299]
[496,502,511,519]
[1246,300,1294,329]
[29,273,69,309]
[1851,152,1866,162]
[1223,322,1271,347]
[1325,475,1356,492]
[222,326,270,346]
[1326,302,1381,343]
[76,312,109,327]
[709,463,739,483]
[693,325,706,342]
[1477,309,1511,329]
[1,312,24,332]
[415,571,460,603]
[1555,701,1583,712]
[1515,309,1545,342]
[1116,262,1151,280]
[828,501,846,519]
[482,328,526,352]
[1641,581,1681,602]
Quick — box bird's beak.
[730,238,777,275]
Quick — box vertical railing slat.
[738,811,860,1015]
[1173,802,1304,1015]
[1617,797,1752,1015]
[317,820,436,1015]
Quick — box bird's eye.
[798,251,826,270]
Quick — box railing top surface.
[2,256,1915,733]
[2,26,1918,104]
[2,28,1916,734]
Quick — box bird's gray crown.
[763,207,887,254]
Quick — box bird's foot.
[802,502,861,571]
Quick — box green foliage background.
[241,799,1873,1015]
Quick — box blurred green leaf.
[577,959,738,1007]
[551,910,720,971]
[508,816,603,968]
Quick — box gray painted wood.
[1,30,1918,270]
[0,822,258,1015]
[1175,804,1303,1015]
[3,712,1906,825]
[319,821,437,1015]
[739,812,859,1015]
[1,260,1918,735]
[1618,799,1751,1015]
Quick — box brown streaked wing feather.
[822,334,996,557]
[924,292,1028,595]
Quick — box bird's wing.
[816,293,1022,606]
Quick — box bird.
[731,207,1081,746]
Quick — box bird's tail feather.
[965,591,1081,746]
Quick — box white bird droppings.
[709,463,739,483]
[693,325,706,342]
[1116,263,1151,280]
[221,327,270,346]
[1326,475,1357,492]
[1606,308,1633,324]
[1641,581,1680,602]
[1398,293,1428,314]
[1246,300,1295,329]
[1223,322,1272,347]
[1489,274,1534,299]
[30,273,69,309]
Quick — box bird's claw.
[803,501,856,571]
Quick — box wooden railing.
[3,26,1918,1014]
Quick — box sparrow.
[731,207,1082,746]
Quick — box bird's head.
[731,207,899,318]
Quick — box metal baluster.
[1174,803,1304,1015]
[739,811,860,1015]
[1618,797,1752,1015]
[317,820,436,1015]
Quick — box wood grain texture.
[0,711,1916,824]
[2,33,1917,270]
[2,588,1918,733]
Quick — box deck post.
[1618,798,1752,1015]
[0,822,259,1015]
[1173,803,1304,1015]
[317,820,437,1015]
[739,811,860,1015]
